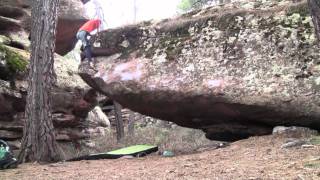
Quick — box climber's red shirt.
[78,19,101,33]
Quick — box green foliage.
[310,136,320,145]
[178,0,211,12]
[178,0,194,12]
[0,44,28,73]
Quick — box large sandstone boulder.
[79,0,320,141]
[0,0,88,55]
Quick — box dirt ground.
[1,135,319,180]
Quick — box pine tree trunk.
[128,112,135,136]
[309,0,320,41]
[18,0,63,163]
[114,101,124,142]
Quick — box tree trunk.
[113,101,124,142]
[128,112,135,136]
[18,0,63,163]
[309,0,320,41]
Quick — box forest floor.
[0,135,319,180]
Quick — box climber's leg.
[76,31,89,47]
[83,45,92,62]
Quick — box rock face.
[83,106,110,138]
[0,0,87,55]
[273,126,318,138]
[0,0,110,149]
[56,0,88,55]
[79,0,320,141]
[0,45,110,144]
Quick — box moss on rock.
[0,43,28,82]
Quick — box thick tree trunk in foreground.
[309,0,320,41]
[114,101,124,142]
[19,0,63,163]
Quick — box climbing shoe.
[81,58,96,69]
[0,140,18,170]
[89,61,94,68]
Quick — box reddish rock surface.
[0,0,88,55]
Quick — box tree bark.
[113,101,124,142]
[128,112,135,136]
[309,0,320,41]
[18,0,63,163]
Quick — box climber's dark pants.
[83,45,92,61]
[76,30,92,62]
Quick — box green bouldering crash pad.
[68,145,158,161]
